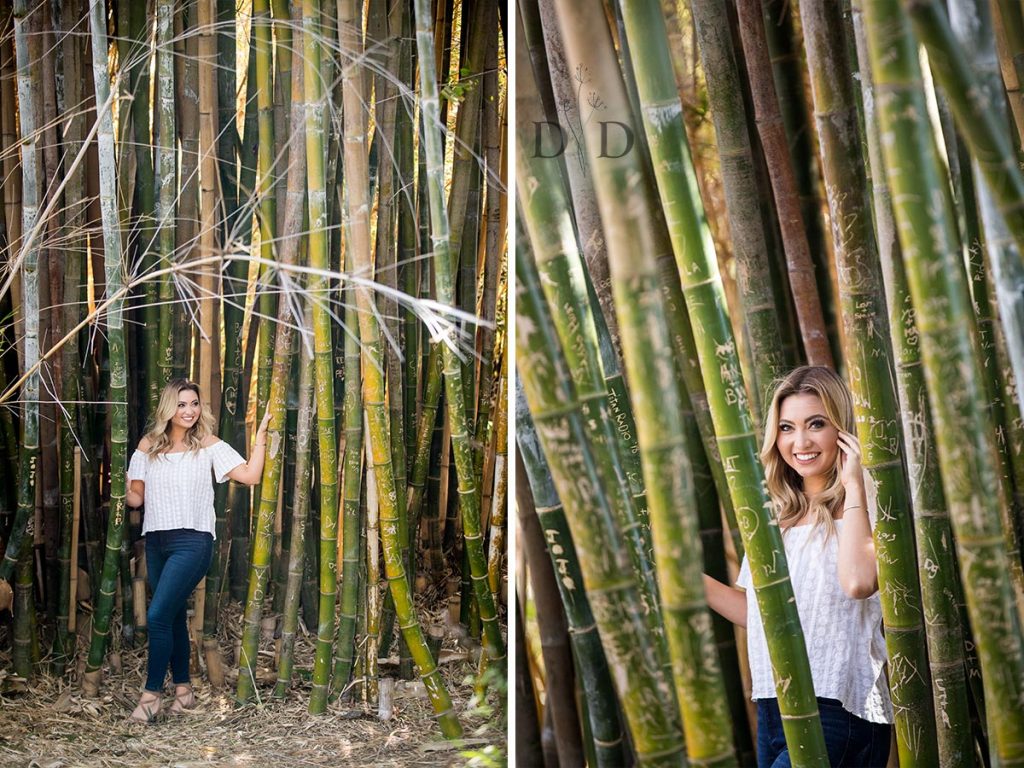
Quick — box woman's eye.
[810,419,826,429]
[779,424,791,432]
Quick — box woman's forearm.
[126,481,144,508]
[704,574,747,627]
[246,440,267,480]
[837,483,878,598]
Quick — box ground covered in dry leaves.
[0,602,505,767]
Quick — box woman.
[125,379,269,722]
[704,366,893,767]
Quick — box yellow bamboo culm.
[132,549,147,632]
[68,447,81,633]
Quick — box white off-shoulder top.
[737,518,894,725]
[127,441,245,539]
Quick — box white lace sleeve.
[209,440,245,482]
[127,450,149,482]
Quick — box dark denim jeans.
[757,697,891,767]
[144,528,213,692]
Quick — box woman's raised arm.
[224,410,272,486]
[704,574,747,627]
[836,432,879,599]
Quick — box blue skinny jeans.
[757,697,891,767]
[144,528,213,693]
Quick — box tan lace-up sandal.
[169,683,196,714]
[129,690,163,724]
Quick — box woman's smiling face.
[171,388,201,432]
[776,393,839,493]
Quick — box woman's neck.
[169,426,188,445]
[803,476,828,496]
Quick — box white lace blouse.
[736,518,894,725]
[127,441,245,539]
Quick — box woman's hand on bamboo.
[255,410,272,448]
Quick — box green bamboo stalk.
[516,30,665,655]
[53,3,85,672]
[404,0,492,566]
[528,0,625,370]
[216,0,239,224]
[904,0,1024,260]
[338,0,463,735]
[870,1,1024,761]
[236,39,308,698]
[374,0,407,663]
[12,533,33,678]
[364,415,381,707]
[0,0,40,592]
[945,0,1024,618]
[125,1,159,413]
[414,0,505,669]
[271,0,292,242]
[235,319,294,702]
[799,3,940,762]
[405,349,442,546]
[82,0,129,696]
[301,0,340,716]
[852,7,975,764]
[946,0,1024,471]
[473,16,504,461]
[550,0,826,761]
[517,230,685,765]
[274,319,313,699]
[515,446,587,767]
[229,9,261,604]
[330,245,363,695]
[154,0,175,388]
[486,345,507,602]
[253,0,278,420]
[686,0,787,413]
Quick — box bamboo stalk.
[485,345,507,603]
[551,0,826,760]
[517,230,685,764]
[68,447,81,635]
[414,0,505,669]
[799,2,940,761]
[852,6,975,763]
[330,244,363,697]
[869,2,1024,763]
[236,15,309,699]
[0,0,41,594]
[364,416,380,708]
[340,0,464,736]
[515,449,587,767]
[734,0,833,368]
[274,315,314,699]
[301,0,340,716]
[686,0,787,415]
[82,0,130,697]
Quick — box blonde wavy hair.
[760,366,855,537]
[144,379,216,456]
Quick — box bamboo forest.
[515,0,1024,766]
[0,0,508,763]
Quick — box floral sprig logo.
[533,64,635,162]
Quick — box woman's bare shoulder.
[201,435,222,448]
[137,436,153,452]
